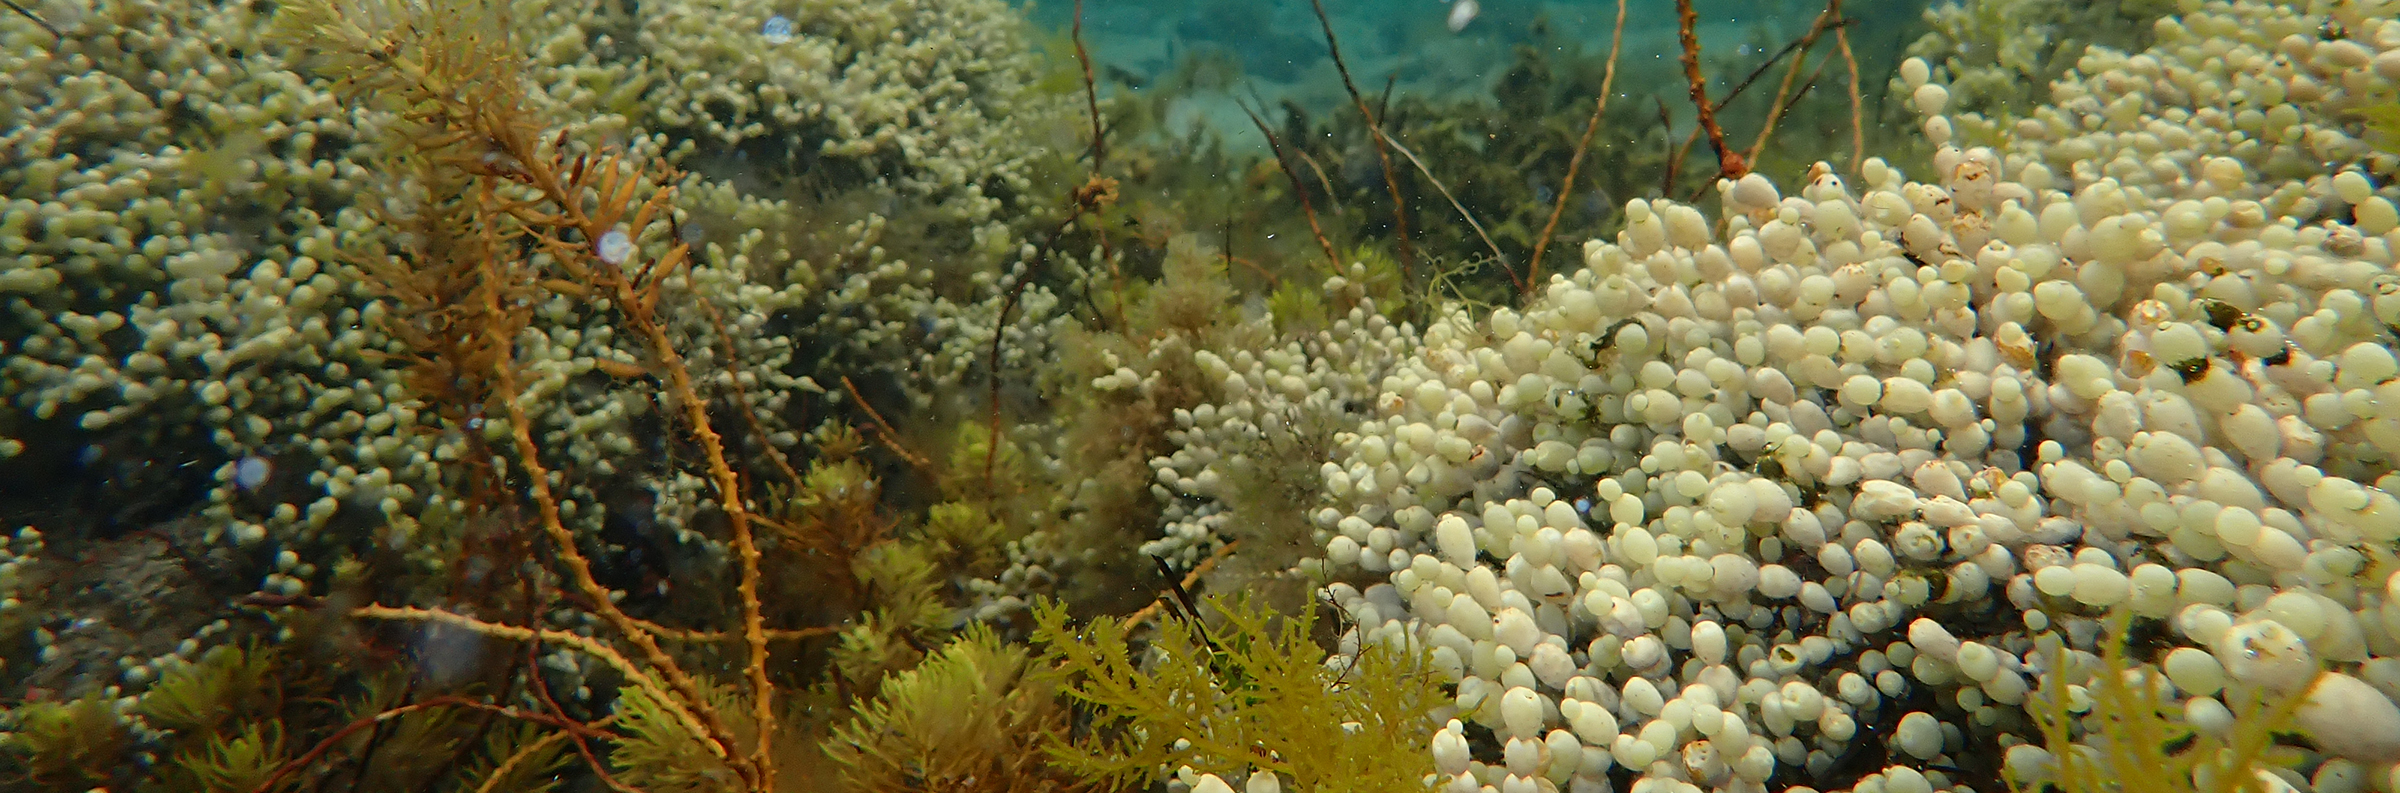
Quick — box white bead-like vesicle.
[1956,641,1999,682]
[1436,514,1476,568]
[1692,620,1728,666]
[2302,673,2400,764]
[1432,721,1471,775]
[2214,619,2316,693]
[2069,563,2131,607]
[1566,697,1620,746]
[1495,608,1542,655]
[1500,686,1545,738]
[1891,711,1948,759]
[2163,647,2227,696]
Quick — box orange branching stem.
[285,3,779,789]
[491,329,758,783]
[1676,0,1748,181]
[1527,0,1628,296]
[1309,0,1415,277]
[503,141,778,788]
[1745,0,1847,170]
[631,613,841,643]
[1238,99,1341,269]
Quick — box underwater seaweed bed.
[2,0,2400,791]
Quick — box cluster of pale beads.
[0,0,434,554]
[544,0,1059,246]
[0,0,1042,705]
[1303,3,2400,793]
[1141,283,1417,568]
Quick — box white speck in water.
[1447,0,1478,33]
[597,229,633,265]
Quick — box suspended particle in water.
[762,14,794,43]
[596,228,633,265]
[1446,0,1478,32]
[234,455,271,490]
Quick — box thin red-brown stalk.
[492,350,754,783]
[1071,0,1128,332]
[253,697,629,793]
[1309,0,1415,275]
[525,637,644,793]
[1527,0,1628,295]
[1074,0,1103,173]
[1836,15,1864,174]
[841,374,936,475]
[1119,540,1241,632]
[1240,100,1341,269]
[697,296,801,487]
[983,208,1085,492]
[1744,0,1845,168]
[1676,0,1747,180]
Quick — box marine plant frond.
[919,501,1014,577]
[827,624,1086,793]
[134,641,279,737]
[1029,593,1445,793]
[463,721,575,793]
[271,0,531,154]
[610,677,757,793]
[0,694,132,789]
[829,615,926,696]
[763,456,893,576]
[176,720,295,793]
[853,539,950,636]
[2360,102,2400,157]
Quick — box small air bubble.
[597,229,633,265]
[762,14,794,43]
[235,456,272,490]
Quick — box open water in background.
[1019,0,1930,146]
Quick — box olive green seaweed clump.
[1030,594,1446,793]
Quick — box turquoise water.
[1023,0,1929,144]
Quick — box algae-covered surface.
[2,0,2399,791]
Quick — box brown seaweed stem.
[1,0,59,40]
[1745,1,1849,170]
[1309,0,1415,277]
[1836,15,1865,173]
[1073,0,1104,173]
[1676,0,1748,180]
[526,636,643,793]
[697,295,803,487]
[842,374,936,475]
[1071,0,1128,332]
[1526,0,1628,296]
[1118,540,1241,632]
[1238,98,1341,270]
[257,693,631,793]
[1660,8,1837,197]
[528,166,779,791]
